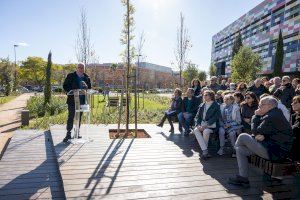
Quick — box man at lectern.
[63,62,91,142]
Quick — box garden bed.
[109,129,151,139]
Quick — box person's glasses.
[245,96,252,99]
[203,94,209,96]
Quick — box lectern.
[67,89,95,144]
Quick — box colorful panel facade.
[211,0,300,76]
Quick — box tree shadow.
[83,138,134,199]
[0,131,67,199]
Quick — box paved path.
[0,130,65,199]
[0,93,34,159]
[51,124,300,200]
[0,93,34,133]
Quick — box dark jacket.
[241,103,258,130]
[208,83,221,93]
[220,84,228,90]
[181,96,199,116]
[193,85,201,97]
[63,71,91,105]
[251,107,293,162]
[169,97,183,114]
[274,83,296,108]
[195,101,221,128]
[247,84,269,98]
[291,113,300,161]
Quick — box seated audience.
[236,82,247,96]
[218,94,242,157]
[296,84,300,95]
[220,79,228,90]
[260,94,290,121]
[292,78,300,90]
[240,92,258,133]
[229,83,236,92]
[264,81,272,91]
[178,88,199,136]
[269,77,281,94]
[191,79,201,97]
[247,78,269,97]
[193,90,221,160]
[215,90,224,104]
[233,92,244,106]
[208,76,221,93]
[291,95,300,161]
[157,88,182,134]
[228,96,293,188]
[274,76,296,110]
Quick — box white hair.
[260,96,278,108]
[77,62,85,67]
[282,76,290,81]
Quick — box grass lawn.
[0,95,17,105]
[26,94,170,130]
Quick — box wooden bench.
[249,155,300,177]
[106,97,129,107]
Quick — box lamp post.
[13,44,19,91]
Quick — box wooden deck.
[0,130,65,200]
[50,124,300,200]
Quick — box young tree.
[0,58,13,96]
[209,63,217,77]
[232,32,243,59]
[136,31,146,88]
[120,0,135,134]
[183,62,198,86]
[231,46,262,83]
[75,7,94,67]
[273,29,284,77]
[44,51,52,105]
[174,12,192,88]
[198,70,207,81]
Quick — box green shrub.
[27,95,67,117]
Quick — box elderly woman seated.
[218,94,242,157]
[157,88,183,134]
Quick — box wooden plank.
[0,130,65,200]
[50,125,300,200]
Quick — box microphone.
[81,81,88,89]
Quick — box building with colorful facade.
[211,0,300,76]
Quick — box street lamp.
[13,43,28,90]
[13,44,19,91]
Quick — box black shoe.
[200,153,212,160]
[228,175,250,188]
[169,128,174,133]
[179,126,183,132]
[157,123,163,127]
[184,132,189,137]
[63,134,71,143]
[78,135,82,139]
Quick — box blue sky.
[0,0,263,72]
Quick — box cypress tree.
[273,29,284,77]
[232,32,243,59]
[44,51,52,105]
